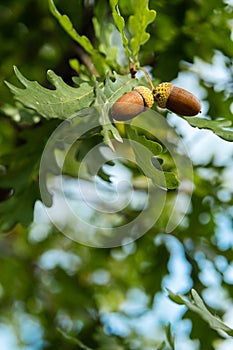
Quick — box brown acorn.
[111,86,154,121]
[153,82,201,116]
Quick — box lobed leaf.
[129,0,156,61]
[94,71,139,149]
[185,117,233,141]
[95,79,122,150]
[92,18,118,65]
[100,71,138,103]
[5,66,95,120]
[126,126,179,190]
[48,0,95,54]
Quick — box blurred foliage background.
[0,0,233,349]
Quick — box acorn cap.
[153,82,173,108]
[134,86,154,109]
[153,82,201,116]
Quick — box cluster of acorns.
[111,82,201,121]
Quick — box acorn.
[153,82,201,116]
[111,86,154,121]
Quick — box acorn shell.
[111,86,154,121]
[111,90,145,121]
[154,82,201,116]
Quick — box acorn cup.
[110,86,154,121]
[153,82,201,116]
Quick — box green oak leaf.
[129,0,156,61]
[92,0,119,69]
[5,66,95,120]
[94,71,139,149]
[126,125,179,190]
[185,117,233,141]
[100,71,138,102]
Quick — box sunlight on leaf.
[129,0,156,61]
